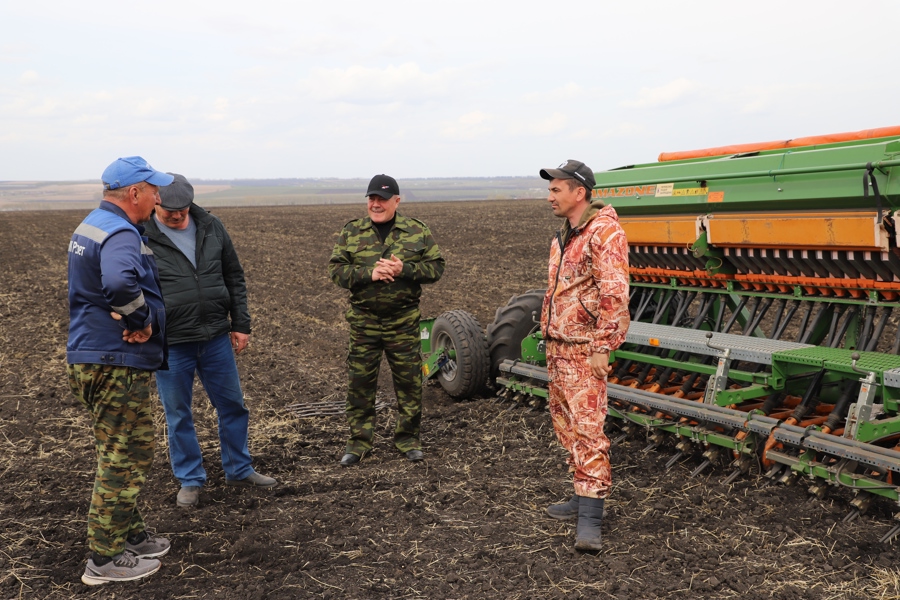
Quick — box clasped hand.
[109,311,152,343]
[372,254,403,282]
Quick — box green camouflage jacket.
[329,213,445,317]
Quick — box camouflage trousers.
[344,308,422,455]
[67,364,155,557]
[546,341,612,499]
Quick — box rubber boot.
[574,496,604,551]
[546,495,579,520]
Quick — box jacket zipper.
[149,217,206,337]
[544,228,571,339]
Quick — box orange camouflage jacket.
[541,201,630,354]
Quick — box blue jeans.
[155,334,253,486]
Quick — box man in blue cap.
[66,156,174,585]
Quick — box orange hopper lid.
[657,126,900,162]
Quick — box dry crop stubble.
[1,202,900,598]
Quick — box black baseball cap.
[366,174,400,199]
[539,159,596,192]
[158,173,194,210]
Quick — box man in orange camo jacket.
[539,159,630,551]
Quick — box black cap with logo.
[365,174,400,199]
[539,159,596,192]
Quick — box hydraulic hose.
[790,368,826,423]
[823,380,861,433]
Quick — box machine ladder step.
[626,322,814,365]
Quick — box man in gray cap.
[145,174,276,509]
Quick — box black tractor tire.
[485,289,546,383]
[431,310,490,399]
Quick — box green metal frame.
[488,133,900,506]
[419,318,434,355]
[771,449,900,501]
[419,318,453,380]
[599,138,900,216]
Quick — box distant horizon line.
[0,196,546,213]
[0,174,544,185]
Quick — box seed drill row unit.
[419,126,900,540]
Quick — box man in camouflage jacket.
[539,160,630,551]
[329,174,445,466]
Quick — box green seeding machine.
[421,126,900,541]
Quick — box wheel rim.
[433,330,458,382]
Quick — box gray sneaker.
[125,531,170,559]
[225,471,277,488]
[177,485,200,508]
[81,551,161,586]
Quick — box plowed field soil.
[2,200,900,599]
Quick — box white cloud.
[247,36,350,60]
[508,112,568,137]
[731,83,820,115]
[2,1,900,179]
[19,70,39,84]
[375,38,409,59]
[440,111,493,140]
[299,63,459,104]
[225,119,253,133]
[134,98,168,119]
[621,78,700,109]
[209,98,231,121]
[0,43,32,64]
[522,83,584,104]
[26,99,61,117]
[600,122,647,138]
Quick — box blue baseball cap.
[101,156,175,190]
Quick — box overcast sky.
[2,1,899,181]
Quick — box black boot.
[574,496,604,551]
[546,495,579,520]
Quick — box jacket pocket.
[578,297,598,323]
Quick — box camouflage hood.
[560,199,612,237]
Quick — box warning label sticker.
[592,183,711,199]
[655,183,673,197]
[672,187,709,196]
